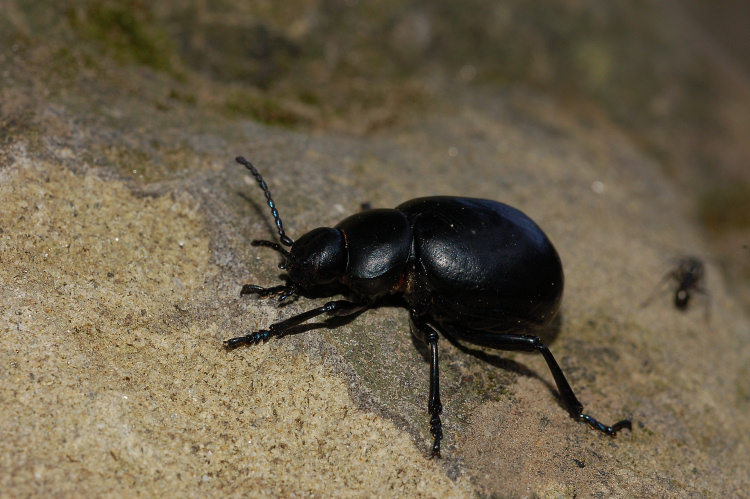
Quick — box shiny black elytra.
[226,156,631,457]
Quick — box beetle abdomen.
[398,197,563,331]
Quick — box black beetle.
[226,156,631,457]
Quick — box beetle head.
[286,227,346,288]
[238,156,346,298]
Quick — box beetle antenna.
[237,156,294,247]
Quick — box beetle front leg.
[409,313,444,458]
[225,300,369,349]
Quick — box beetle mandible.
[226,156,631,457]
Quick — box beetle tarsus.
[428,340,444,458]
[579,414,632,436]
[429,409,443,458]
[611,419,633,433]
[428,387,444,458]
[224,329,274,350]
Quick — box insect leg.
[532,340,632,435]
[409,312,444,458]
[443,327,631,437]
[225,300,369,349]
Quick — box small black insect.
[227,156,631,457]
[642,257,709,317]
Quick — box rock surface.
[2,1,750,497]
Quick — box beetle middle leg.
[409,312,444,458]
[441,326,631,437]
[225,300,369,349]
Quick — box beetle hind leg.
[534,342,632,436]
[440,326,631,438]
